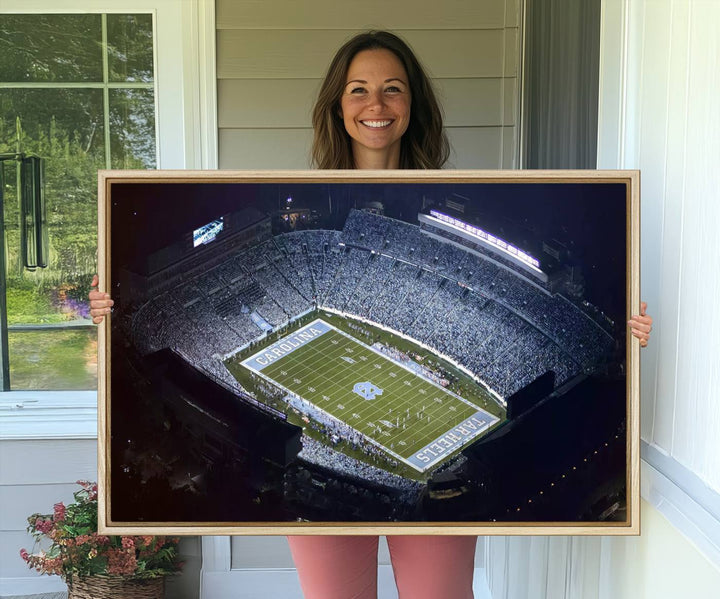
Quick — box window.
[0,13,156,390]
[0,1,214,440]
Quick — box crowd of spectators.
[298,436,424,500]
[131,209,613,408]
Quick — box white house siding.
[216,0,522,169]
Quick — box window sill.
[0,391,97,440]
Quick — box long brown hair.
[311,31,449,170]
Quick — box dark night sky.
[110,180,627,321]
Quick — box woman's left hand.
[628,301,653,348]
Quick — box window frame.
[0,0,217,439]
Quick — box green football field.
[239,318,498,472]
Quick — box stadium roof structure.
[419,210,548,283]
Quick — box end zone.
[409,413,496,470]
[241,319,332,372]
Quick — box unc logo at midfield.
[353,381,383,401]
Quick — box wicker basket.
[67,575,164,599]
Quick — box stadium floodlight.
[427,210,543,274]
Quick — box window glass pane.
[2,88,104,390]
[8,329,97,390]
[0,14,102,82]
[0,88,106,160]
[1,13,156,390]
[1,88,105,283]
[110,89,156,168]
[107,14,154,83]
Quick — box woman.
[90,31,653,599]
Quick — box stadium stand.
[132,209,613,409]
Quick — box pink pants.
[287,535,476,599]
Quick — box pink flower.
[121,537,135,549]
[19,548,29,562]
[34,518,53,535]
[43,556,64,576]
[107,548,137,576]
[53,502,66,522]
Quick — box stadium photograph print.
[97,169,640,536]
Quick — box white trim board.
[641,441,720,569]
[0,392,97,440]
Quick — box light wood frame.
[98,169,640,535]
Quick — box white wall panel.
[217,0,509,30]
[504,27,519,77]
[439,79,508,127]
[502,126,519,169]
[218,79,320,128]
[0,440,96,486]
[218,29,509,80]
[544,537,570,598]
[219,128,313,169]
[505,0,521,28]
[230,536,296,569]
[671,1,720,485]
[446,127,505,168]
[636,0,674,452]
[218,78,515,129]
[0,531,44,579]
[650,0,689,455]
[487,535,606,599]
[525,537,549,598]
[219,127,510,171]
[0,483,81,530]
[606,0,720,489]
[503,78,517,126]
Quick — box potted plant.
[20,480,182,598]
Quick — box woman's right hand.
[89,274,114,324]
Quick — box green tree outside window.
[0,13,156,390]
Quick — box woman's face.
[340,48,411,167]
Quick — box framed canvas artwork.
[97,170,640,535]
